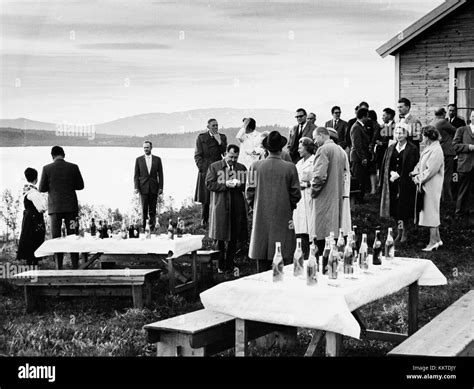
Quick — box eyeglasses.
[334,112,341,115]
[295,115,305,118]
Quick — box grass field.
[0,196,472,357]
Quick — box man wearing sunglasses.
[288,108,316,163]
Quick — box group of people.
[194,101,474,273]
[16,101,474,274]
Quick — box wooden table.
[200,256,447,356]
[34,234,204,296]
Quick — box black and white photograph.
[0,0,472,387]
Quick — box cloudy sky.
[0,0,443,124]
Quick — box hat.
[327,127,338,140]
[434,107,446,117]
[262,130,287,152]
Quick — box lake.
[0,147,197,213]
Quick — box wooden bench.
[388,290,474,356]
[12,269,161,312]
[144,308,291,356]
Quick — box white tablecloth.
[200,256,447,339]
[35,234,204,259]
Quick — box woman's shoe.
[438,241,443,247]
[422,242,440,252]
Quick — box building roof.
[376,0,467,58]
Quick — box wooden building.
[377,0,474,125]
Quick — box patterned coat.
[310,140,348,239]
[246,156,301,261]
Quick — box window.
[456,68,474,124]
[449,62,474,124]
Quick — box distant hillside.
[0,125,291,148]
[0,108,294,137]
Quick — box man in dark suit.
[432,108,457,202]
[288,108,316,163]
[134,140,164,231]
[325,106,348,150]
[350,108,371,203]
[453,110,474,221]
[447,104,467,129]
[39,146,84,269]
[206,144,248,274]
[346,102,369,153]
[194,118,227,226]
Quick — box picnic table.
[34,234,204,295]
[200,256,447,356]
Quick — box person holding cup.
[379,123,419,243]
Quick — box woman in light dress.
[293,137,316,259]
[235,118,261,169]
[410,125,444,251]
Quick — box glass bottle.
[293,238,304,277]
[90,218,97,236]
[306,243,318,286]
[272,242,284,282]
[359,233,369,271]
[61,218,67,238]
[372,230,382,265]
[343,234,354,278]
[145,219,151,239]
[328,241,338,279]
[75,216,80,236]
[322,237,331,275]
[385,227,395,261]
[167,219,174,240]
[121,221,128,239]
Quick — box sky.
[0,0,443,125]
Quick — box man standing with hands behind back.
[39,146,84,269]
[134,141,164,231]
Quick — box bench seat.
[144,308,291,356]
[388,290,474,356]
[12,269,161,311]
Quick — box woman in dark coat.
[17,168,46,266]
[380,124,419,243]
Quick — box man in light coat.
[246,131,301,272]
[311,127,350,254]
[206,144,248,274]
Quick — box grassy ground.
[0,196,472,357]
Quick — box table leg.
[408,281,419,335]
[191,251,198,298]
[235,318,249,357]
[79,252,103,270]
[325,332,342,357]
[167,256,176,294]
[304,330,324,357]
[132,285,143,308]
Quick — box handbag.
[415,184,425,214]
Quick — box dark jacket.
[134,155,164,194]
[194,131,227,204]
[350,120,370,163]
[206,159,248,242]
[380,141,419,220]
[325,119,348,149]
[448,116,466,129]
[453,125,474,173]
[38,159,84,214]
[288,122,316,163]
[433,119,456,157]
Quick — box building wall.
[398,1,474,125]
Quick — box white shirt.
[236,127,262,169]
[145,154,152,174]
[26,189,47,213]
[396,141,407,153]
[470,124,474,135]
